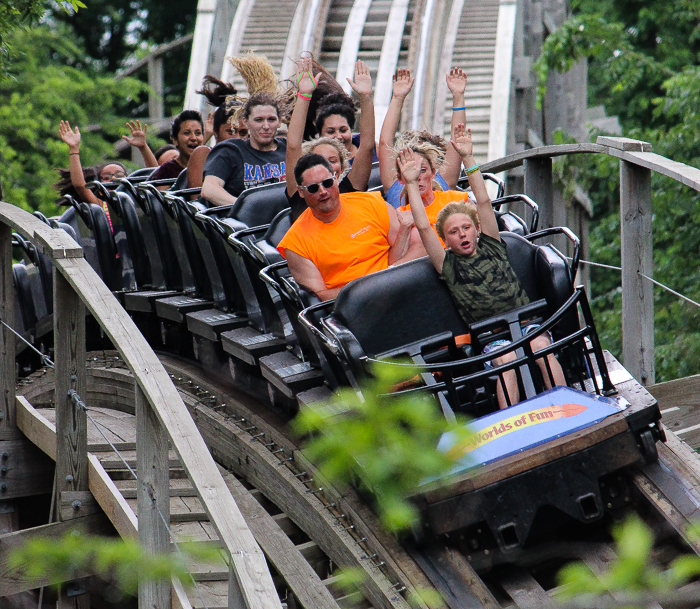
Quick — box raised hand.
[59,120,81,152]
[392,68,414,99]
[446,67,467,97]
[295,56,322,97]
[450,123,473,159]
[396,148,421,184]
[397,209,415,229]
[122,120,148,148]
[203,112,215,143]
[347,60,373,97]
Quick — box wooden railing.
[482,135,700,386]
[0,203,281,609]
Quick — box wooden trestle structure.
[2,136,700,608]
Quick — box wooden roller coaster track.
[3,137,700,608]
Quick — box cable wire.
[574,258,700,309]
[0,319,54,368]
[70,391,210,609]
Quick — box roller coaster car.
[298,228,664,553]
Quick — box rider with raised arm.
[286,56,375,221]
[57,120,128,231]
[398,123,565,408]
[378,68,469,208]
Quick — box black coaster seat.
[54,197,121,291]
[135,185,212,324]
[249,209,291,266]
[298,227,605,414]
[89,181,153,290]
[115,179,174,294]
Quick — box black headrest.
[128,167,157,179]
[332,257,469,357]
[262,209,292,248]
[13,263,37,331]
[501,233,539,303]
[230,182,289,227]
[171,167,189,191]
[367,162,382,190]
[501,232,576,337]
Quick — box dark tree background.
[52,0,196,114]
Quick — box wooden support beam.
[620,159,654,385]
[524,157,553,229]
[148,56,164,120]
[53,271,88,505]
[0,439,54,500]
[0,514,112,596]
[136,385,171,609]
[0,223,15,428]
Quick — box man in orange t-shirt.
[277,154,414,300]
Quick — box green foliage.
[9,531,219,595]
[557,516,700,607]
[0,24,147,215]
[539,0,700,382]
[293,363,471,533]
[51,0,195,112]
[0,1,88,80]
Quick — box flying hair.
[392,131,446,174]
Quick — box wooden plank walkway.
[13,367,371,609]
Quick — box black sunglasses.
[299,177,335,194]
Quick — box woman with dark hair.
[154,144,179,166]
[188,76,249,189]
[285,56,375,221]
[57,120,127,231]
[197,75,248,142]
[315,90,378,164]
[148,109,204,183]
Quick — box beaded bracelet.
[452,106,466,111]
[465,164,480,175]
[298,92,312,100]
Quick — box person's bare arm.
[122,120,158,167]
[442,68,468,189]
[186,146,211,189]
[378,69,414,193]
[397,148,447,273]
[386,204,414,264]
[286,57,319,197]
[285,249,340,301]
[201,175,238,206]
[203,112,215,145]
[451,122,499,240]
[346,60,374,191]
[58,120,101,205]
